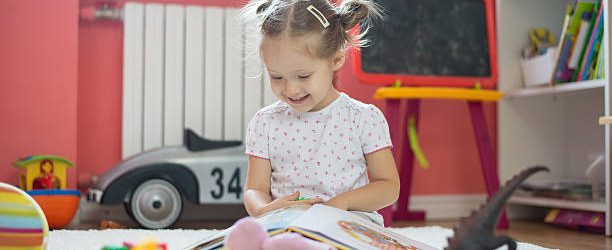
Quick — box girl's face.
[260,35,345,112]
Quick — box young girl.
[242,0,399,225]
[224,0,399,248]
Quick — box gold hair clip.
[306,5,330,28]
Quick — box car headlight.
[87,188,103,203]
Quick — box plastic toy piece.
[13,155,74,191]
[445,166,549,250]
[295,197,310,201]
[408,116,429,169]
[529,28,556,49]
[124,239,167,250]
[101,245,129,250]
[184,128,242,152]
[27,189,80,229]
[0,182,49,250]
[12,155,80,229]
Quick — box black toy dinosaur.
[445,165,549,250]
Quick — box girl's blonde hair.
[241,0,382,59]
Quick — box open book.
[183,204,437,250]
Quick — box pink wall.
[1,0,496,195]
[0,1,79,188]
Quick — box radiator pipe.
[80,3,123,21]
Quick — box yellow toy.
[529,28,555,49]
[12,155,80,229]
[13,155,74,191]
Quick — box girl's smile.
[287,94,311,106]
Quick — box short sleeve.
[245,111,270,159]
[359,105,392,154]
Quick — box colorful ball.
[0,182,48,250]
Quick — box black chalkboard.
[361,0,492,78]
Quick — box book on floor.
[183,204,437,250]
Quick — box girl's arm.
[325,148,400,212]
[243,156,273,216]
[243,156,323,217]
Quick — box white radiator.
[122,3,275,159]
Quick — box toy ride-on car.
[88,129,247,229]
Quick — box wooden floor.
[391,219,612,250]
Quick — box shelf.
[509,195,606,212]
[505,79,606,98]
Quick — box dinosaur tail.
[483,165,549,229]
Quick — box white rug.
[48,226,555,250]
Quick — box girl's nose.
[284,82,301,96]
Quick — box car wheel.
[128,179,183,229]
[123,201,133,218]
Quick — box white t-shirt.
[245,93,392,203]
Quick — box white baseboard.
[408,194,488,219]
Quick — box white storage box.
[520,48,556,87]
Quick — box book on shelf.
[551,0,600,84]
[544,208,605,234]
[567,13,592,71]
[593,43,605,79]
[518,179,594,201]
[577,1,604,81]
[550,3,574,84]
[552,33,575,82]
[184,204,437,250]
[570,11,596,81]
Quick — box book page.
[183,206,310,250]
[288,204,437,250]
[256,205,309,231]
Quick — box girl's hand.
[257,191,323,215]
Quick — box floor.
[392,219,612,250]
[73,217,612,250]
[71,202,611,249]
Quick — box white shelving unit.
[506,79,606,98]
[496,0,611,235]
[509,196,606,212]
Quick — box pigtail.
[240,0,274,27]
[336,0,383,48]
[338,0,382,30]
[256,0,273,14]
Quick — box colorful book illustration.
[184,204,437,250]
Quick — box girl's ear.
[331,50,346,71]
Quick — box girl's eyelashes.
[270,75,310,80]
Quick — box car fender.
[100,163,199,205]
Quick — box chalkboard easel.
[351,0,497,89]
